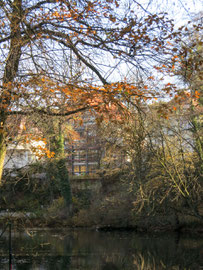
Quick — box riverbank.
[0,210,202,234]
[0,169,202,234]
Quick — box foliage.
[176,22,203,173]
[0,0,191,183]
[47,196,66,216]
[98,98,202,220]
[0,160,71,218]
[0,0,202,228]
[0,168,51,211]
[72,189,92,214]
[47,158,72,208]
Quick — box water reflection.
[0,229,202,269]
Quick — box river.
[0,228,202,269]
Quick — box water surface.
[0,228,202,269]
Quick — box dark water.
[0,228,202,269]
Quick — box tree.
[176,19,203,174]
[98,100,151,185]
[97,95,202,220]
[0,0,183,183]
[147,102,202,219]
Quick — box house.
[65,112,103,175]
[3,116,48,172]
[64,101,128,175]
[4,139,47,171]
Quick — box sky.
[142,0,202,26]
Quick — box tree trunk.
[0,132,6,184]
[191,112,203,174]
[48,120,72,210]
[0,0,22,182]
[57,121,72,209]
